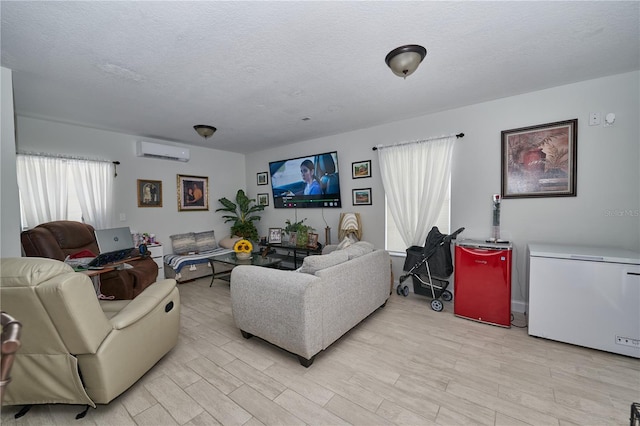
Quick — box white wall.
[15,117,246,248]
[10,71,639,311]
[246,71,639,312]
[1,67,21,257]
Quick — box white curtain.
[69,159,113,229]
[16,154,69,228]
[377,136,455,247]
[17,154,114,229]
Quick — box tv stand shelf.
[260,243,322,270]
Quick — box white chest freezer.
[528,243,640,358]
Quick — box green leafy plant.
[284,217,315,235]
[216,189,265,241]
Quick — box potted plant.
[216,189,265,242]
[284,217,314,247]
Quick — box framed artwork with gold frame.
[177,174,209,211]
[137,179,162,207]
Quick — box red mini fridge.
[454,240,512,327]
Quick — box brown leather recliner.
[21,221,158,300]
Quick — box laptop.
[88,227,135,267]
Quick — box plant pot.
[235,252,251,260]
[296,232,308,247]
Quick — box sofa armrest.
[230,266,324,359]
[109,279,177,330]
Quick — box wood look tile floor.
[2,277,638,425]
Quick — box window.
[17,154,113,230]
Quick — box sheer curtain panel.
[70,159,113,229]
[377,136,455,247]
[17,154,69,228]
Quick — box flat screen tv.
[269,151,342,209]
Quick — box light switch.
[119,213,126,221]
[589,112,601,126]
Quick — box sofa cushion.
[170,232,197,255]
[219,235,242,249]
[195,230,217,253]
[342,241,375,260]
[299,250,349,275]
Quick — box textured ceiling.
[2,1,639,154]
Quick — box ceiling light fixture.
[385,44,427,78]
[193,125,217,139]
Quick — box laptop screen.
[94,227,134,254]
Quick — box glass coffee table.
[208,252,282,286]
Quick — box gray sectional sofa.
[230,241,390,366]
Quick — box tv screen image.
[269,151,342,209]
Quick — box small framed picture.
[177,174,209,211]
[257,193,269,206]
[257,172,268,186]
[307,233,319,248]
[137,179,162,207]
[352,188,372,205]
[289,232,297,246]
[352,160,371,179]
[268,228,282,244]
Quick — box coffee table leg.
[209,260,216,287]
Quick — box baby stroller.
[397,226,464,311]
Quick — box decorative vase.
[235,252,251,260]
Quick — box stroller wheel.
[441,290,453,302]
[396,285,402,296]
[431,299,444,312]
[401,285,409,297]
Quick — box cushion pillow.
[343,241,374,260]
[170,232,197,255]
[219,235,242,249]
[195,230,217,253]
[299,250,349,274]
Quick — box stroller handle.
[444,227,465,242]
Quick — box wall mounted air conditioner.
[136,140,190,162]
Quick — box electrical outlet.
[589,112,601,126]
[615,335,640,348]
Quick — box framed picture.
[177,174,209,211]
[268,228,282,244]
[352,188,372,205]
[307,233,319,248]
[137,179,162,207]
[257,172,268,186]
[352,160,371,179]
[257,193,269,206]
[501,119,577,198]
[289,232,297,246]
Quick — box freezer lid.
[457,239,512,250]
[528,243,640,265]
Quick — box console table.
[259,243,322,269]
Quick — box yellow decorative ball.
[233,239,253,253]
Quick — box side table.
[147,243,164,279]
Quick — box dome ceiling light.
[193,124,217,139]
[385,45,427,79]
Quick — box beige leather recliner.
[0,257,180,407]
